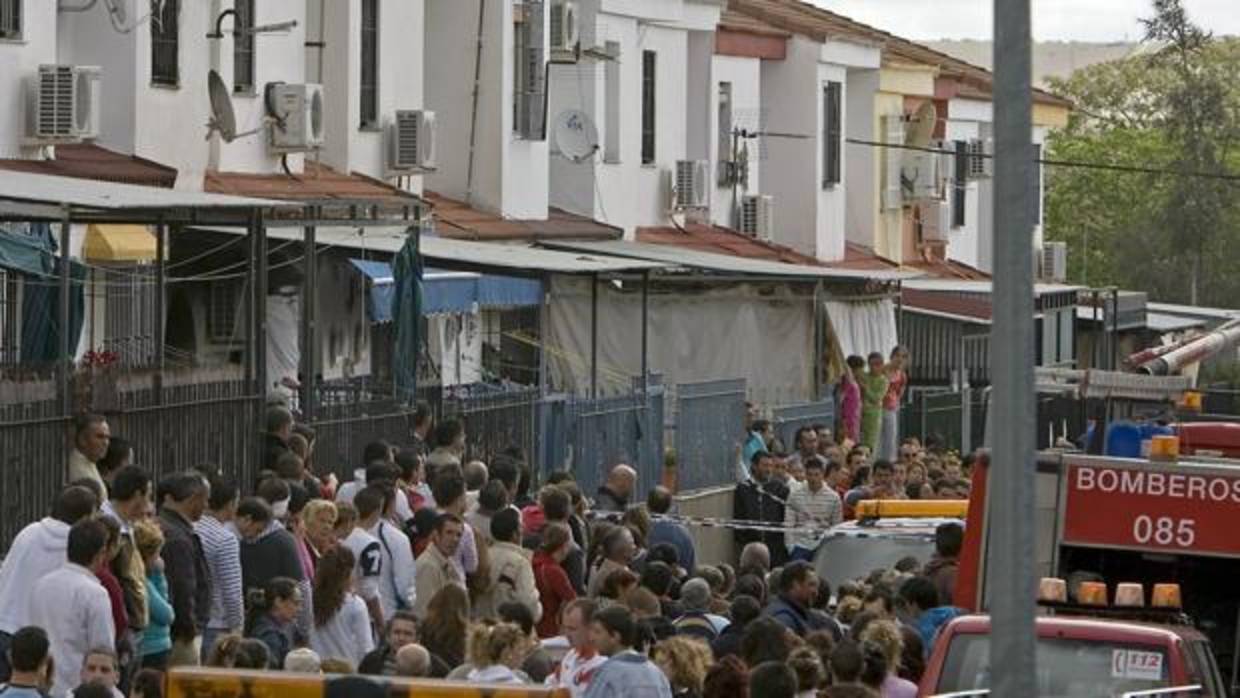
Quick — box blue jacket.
[583,651,673,698]
[765,595,842,639]
[648,519,695,572]
[140,571,174,657]
[917,606,963,655]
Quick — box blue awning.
[348,260,541,322]
[349,258,395,323]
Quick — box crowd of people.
[0,398,968,698]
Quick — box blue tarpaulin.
[349,259,541,321]
[0,223,85,363]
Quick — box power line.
[845,137,1240,182]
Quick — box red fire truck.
[954,451,1240,695]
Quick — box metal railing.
[772,398,835,455]
[673,379,746,492]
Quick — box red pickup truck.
[920,614,1226,697]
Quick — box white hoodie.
[0,517,71,634]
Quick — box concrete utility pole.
[989,0,1038,694]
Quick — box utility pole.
[989,0,1038,694]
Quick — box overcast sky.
[811,0,1240,42]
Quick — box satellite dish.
[206,70,238,142]
[552,109,599,163]
[905,101,937,148]
[103,0,128,26]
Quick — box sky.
[810,0,1240,42]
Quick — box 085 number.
[1132,515,1195,547]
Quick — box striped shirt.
[194,513,245,632]
[783,484,842,552]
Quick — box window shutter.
[516,0,547,140]
[881,115,904,210]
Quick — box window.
[603,41,621,162]
[822,81,842,187]
[952,140,968,228]
[641,50,656,165]
[717,82,733,185]
[513,1,546,140]
[359,0,379,128]
[232,0,255,92]
[1032,143,1043,224]
[150,0,180,86]
[0,269,19,366]
[99,266,158,368]
[0,0,20,40]
[208,281,240,343]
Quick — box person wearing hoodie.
[897,576,960,656]
[582,605,672,698]
[0,485,99,681]
[239,482,310,637]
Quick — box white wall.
[814,59,848,262]
[0,1,59,159]
[548,0,718,235]
[844,68,879,250]
[314,0,425,188]
[709,54,761,228]
[759,36,818,258]
[426,0,543,218]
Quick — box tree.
[1043,0,1240,306]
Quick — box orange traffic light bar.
[167,668,571,698]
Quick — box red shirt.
[97,565,128,643]
[533,550,576,639]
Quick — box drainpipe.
[464,0,486,205]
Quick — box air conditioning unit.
[388,110,436,173]
[550,0,581,60]
[25,65,101,144]
[967,138,992,179]
[268,83,325,152]
[901,149,944,201]
[740,195,774,240]
[1042,241,1068,282]
[919,201,951,242]
[671,160,710,211]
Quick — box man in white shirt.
[546,599,606,698]
[784,458,842,562]
[0,486,98,681]
[29,519,115,698]
[342,487,386,631]
[339,462,415,524]
[360,485,416,621]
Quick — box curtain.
[823,298,899,363]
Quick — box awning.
[83,224,159,262]
[349,258,395,323]
[0,226,55,276]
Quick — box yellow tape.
[167,668,570,698]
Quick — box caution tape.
[589,509,833,535]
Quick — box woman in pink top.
[837,355,865,445]
[880,347,909,461]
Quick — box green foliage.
[1043,1,1240,306]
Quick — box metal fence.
[901,388,988,454]
[673,379,746,492]
[772,399,836,454]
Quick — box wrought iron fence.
[673,379,746,492]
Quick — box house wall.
[426,0,542,218]
[844,68,879,251]
[708,54,761,228]
[869,65,936,263]
[547,0,719,236]
[0,1,58,159]
[760,36,817,257]
[314,0,425,189]
[814,57,849,262]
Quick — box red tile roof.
[0,144,177,188]
[905,256,990,280]
[427,191,621,242]
[728,0,1070,108]
[718,9,792,38]
[902,287,993,320]
[204,162,418,204]
[636,223,826,265]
